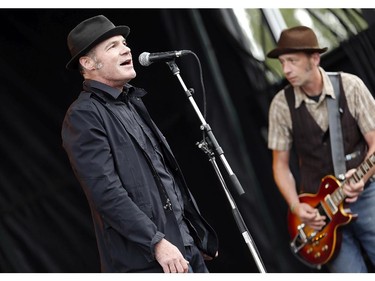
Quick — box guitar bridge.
[290,223,317,253]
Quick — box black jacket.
[62,80,218,272]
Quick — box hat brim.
[266,47,328,59]
[66,26,130,70]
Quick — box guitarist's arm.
[344,130,375,203]
[272,149,326,230]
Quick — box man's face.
[85,35,136,89]
[278,52,317,88]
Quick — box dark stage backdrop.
[1,9,375,273]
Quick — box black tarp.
[1,8,375,273]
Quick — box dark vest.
[285,75,367,193]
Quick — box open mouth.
[120,59,132,66]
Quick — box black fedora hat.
[66,15,130,70]
[267,26,327,59]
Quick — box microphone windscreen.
[138,52,151,66]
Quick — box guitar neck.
[334,152,375,205]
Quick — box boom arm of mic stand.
[165,60,267,273]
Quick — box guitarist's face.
[279,52,320,88]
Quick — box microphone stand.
[165,60,267,273]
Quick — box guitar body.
[287,175,355,268]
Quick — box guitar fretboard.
[330,152,375,207]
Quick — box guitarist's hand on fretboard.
[343,169,365,203]
[294,202,327,231]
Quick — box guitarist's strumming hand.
[343,169,365,203]
[292,202,326,231]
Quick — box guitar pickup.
[324,195,338,215]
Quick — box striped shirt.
[268,67,375,151]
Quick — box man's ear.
[79,56,96,71]
[311,52,321,66]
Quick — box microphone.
[138,50,191,66]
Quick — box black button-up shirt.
[88,80,193,246]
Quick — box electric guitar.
[287,152,375,269]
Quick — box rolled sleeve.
[268,91,293,151]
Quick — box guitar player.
[267,26,375,272]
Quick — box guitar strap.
[327,72,346,181]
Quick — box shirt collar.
[292,67,336,108]
[83,80,122,100]
[83,80,146,101]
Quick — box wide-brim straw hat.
[66,15,130,70]
[267,26,327,59]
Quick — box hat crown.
[266,25,327,58]
[278,26,320,49]
[67,15,115,57]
